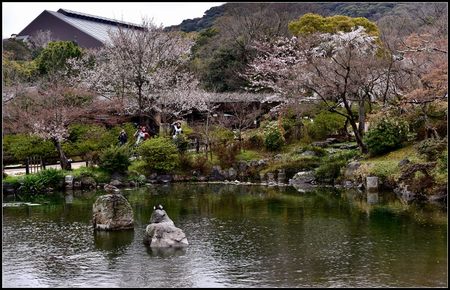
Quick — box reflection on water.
[145,245,187,258]
[65,193,74,204]
[2,184,447,288]
[93,230,134,257]
[367,192,379,205]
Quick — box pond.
[2,183,447,287]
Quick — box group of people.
[117,121,183,146]
[117,125,150,146]
[134,125,151,145]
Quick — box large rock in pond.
[143,206,188,248]
[92,194,134,231]
[289,171,316,192]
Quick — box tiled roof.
[58,9,142,28]
[48,8,143,44]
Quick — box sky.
[2,2,225,39]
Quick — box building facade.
[17,8,142,48]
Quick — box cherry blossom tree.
[3,39,93,170]
[68,48,132,114]
[394,32,448,139]
[156,69,209,124]
[243,23,394,153]
[4,79,94,170]
[69,19,200,130]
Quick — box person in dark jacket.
[118,129,128,146]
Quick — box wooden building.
[17,8,142,48]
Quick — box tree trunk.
[342,118,350,138]
[205,112,210,160]
[341,93,368,154]
[238,130,243,152]
[348,117,368,154]
[138,83,144,124]
[358,97,366,138]
[53,138,72,170]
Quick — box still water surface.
[2,183,447,287]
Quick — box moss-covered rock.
[92,194,134,231]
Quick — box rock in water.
[104,183,120,194]
[92,194,134,231]
[143,207,188,248]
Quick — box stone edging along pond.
[3,155,447,207]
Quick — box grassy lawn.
[236,149,267,161]
[357,145,428,181]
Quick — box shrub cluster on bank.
[3,102,447,205]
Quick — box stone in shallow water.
[366,176,379,192]
[92,194,134,231]
[143,208,188,248]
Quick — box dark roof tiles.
[45,9,142,44]
[57,9,143,29]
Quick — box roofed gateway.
[17,8,143,48]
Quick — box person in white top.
[172,122,183,139]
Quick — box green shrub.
[298,145,327,157]
[214,142,240,168]
[209,126,240,168]
[37,168,65,189]
[264,122,285,151]
[72,167,93,179]
[85,150,101,165]
[98,145,132,173]
[72,166,111,183]
[315,158,348,183]
[245,134,264,150]
[191,155,212,175]
[137,137,179,173]
[181,123,194,136]
[314,150,359,183]
[299,126,313,144]
[37,41,82,75]
[281,113,303,141]
[128,160,147,176]
[405,101,448,139]
[416,138,447,161]
[403,108,427,140]
[63,123,136,158]
[127,173,147,186]
[16,168,65,196]
[3,123,138,165]
[305,111,346,140]
[2,175,22,188]
[176,153,212,175]
[3,134,56,164]
[18,174,45,195]
[364,117,409,156]
[265,130,285,151]
[173,134,189,154]
[178,154,193,171]
[438,150,447,173]
[211,126,235,145]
